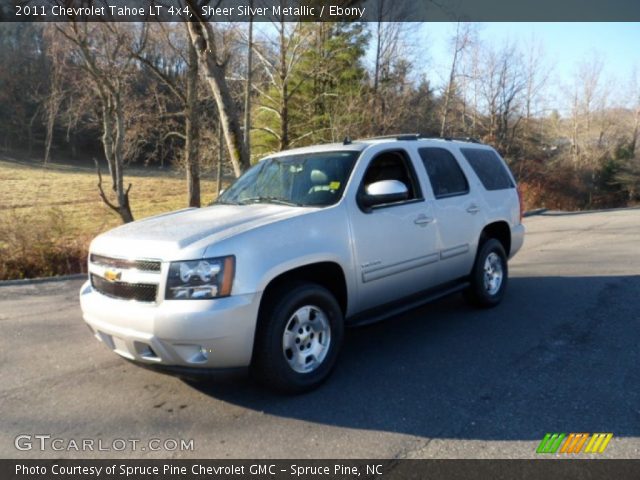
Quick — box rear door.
[418,147,484,282]
[458,147,520,229]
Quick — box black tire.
[464,238,508,308]
[251,283,344,394]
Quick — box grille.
[91,274,158,302]
[90,254,161,272]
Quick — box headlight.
[166,256,235,300]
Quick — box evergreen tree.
[252,22,368,157]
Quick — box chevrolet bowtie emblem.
[103,269,122,282]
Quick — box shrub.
[0,207,88,280]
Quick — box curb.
[0,273,86,287]
[523,208,548,217]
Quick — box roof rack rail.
[358,133,422,141]
[352,134,483,144]
[442,136,482,143]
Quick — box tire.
[464,238,508,308]
[251,283,344,394]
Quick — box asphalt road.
[2,208,640,459]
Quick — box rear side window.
[460,148,515,190]
[418,148,469,199]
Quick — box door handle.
[466,205,480,214]
[414,215,433,226]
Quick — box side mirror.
[359,180,409,210]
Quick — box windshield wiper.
[239,196,302,207]
[215,198,239,205]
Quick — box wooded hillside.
[1,21,639,216]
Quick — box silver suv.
[80,135,525,392]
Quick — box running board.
[347,281,470,327]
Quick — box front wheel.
[465,238,508,308]
[252,283,344,394]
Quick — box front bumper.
[79,281,261,369]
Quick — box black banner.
[5,459,640,480]
[3,0,640,22]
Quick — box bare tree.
[580,57,604,137]
[133,23,202,207]
[522,36,551,145]
[459,41,482,137]
[567,55,604,167]
[368,2,417,135]
[43,27,66,165]
[185,0,250,177]
[478,42,526,151]
[440,22,474,137]
[629,67,639,156]
[372,11,401,96]
[56,22,138,223]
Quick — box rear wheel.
[252,283,344,393]
[465,238,508,308]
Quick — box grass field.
[0,155,223,279]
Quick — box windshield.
[217,151,360,207]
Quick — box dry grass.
[0,159,220,235]
[0,157,221,280]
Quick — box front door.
[348,149,439,312]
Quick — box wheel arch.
[257,261,348,318]
[479,221,511,256]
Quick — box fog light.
[173,344,210,363]
[199,346,209,361]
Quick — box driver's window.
[361,150,421,200]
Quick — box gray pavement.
[1,208,640,459]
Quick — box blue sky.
[415,23,640,104]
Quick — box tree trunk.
[44,100,57,165]
[217,120,223,195]
[187,21,249,177]
[113,93,134,223]
[185,40,201,207]
[373,13,384,135]
[571,91,580,167]
[280,83,289,150]
[243,2,254,157]
[101,100,117,190]
[440,81,453,137]
[440,23,462,137]
[374,19,381,95]
[631,106,639,156]
[44,57,63,165]
[27,106,40,157]
[278,19,289,151]
[97,95,133,224]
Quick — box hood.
[90,204,313,260]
